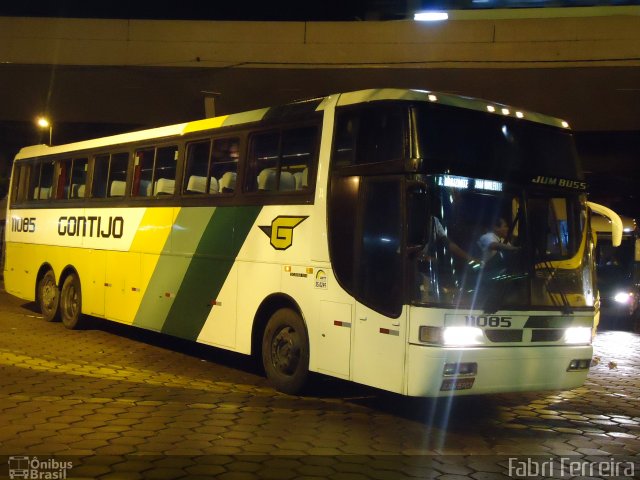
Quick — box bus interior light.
[414,11,449,21]
[442,326,483,346]
[565,327,592,345]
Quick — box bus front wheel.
[60,273,84,330]
[37,270,60,322]
[262,308,309,395]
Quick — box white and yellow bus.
[4,88,619,396]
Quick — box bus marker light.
[419,326,442,343]
[379,328,400,336]
[306,267,314,274]
[284,265,291,272]
[334,320,351,328]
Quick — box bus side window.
[132,148,155,197]
[92,154,110,198]
[211,137,239,193]
[333,113,357,167]
[153,146,178,195]
[183,140,211,194]
[246,127,316,193]
[29,161,55,201]
[108,153,129,198]
[248,132,279,192]
[333,105,406,167]
[70,158,88,198]
[11,164,32,203]
[54,159,71,199]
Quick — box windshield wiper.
[538,258,574,315]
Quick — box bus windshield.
[410,175,593,311]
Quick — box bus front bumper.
[406,343,592,397]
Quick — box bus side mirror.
[587,201,623,247]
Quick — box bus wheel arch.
[252,294,310,395]
[36,264,60,322]
[59,267,85,330]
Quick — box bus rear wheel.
[262,308,309,395]
[37,270,60,322]
[60,273,84,330]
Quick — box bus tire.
[262,308,309,395]
[60,273,84,330]
[37,270,60,322]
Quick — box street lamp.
[36,116,52,145]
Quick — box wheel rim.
[41,277,57,313]
[62,281,79,320]
[270,326,300,376]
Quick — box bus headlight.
[565,327,592,345]
[442,326,483,346]
[614,292,632,304]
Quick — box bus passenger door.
[353,303,406,393]
[351,177,406,393]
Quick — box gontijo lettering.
[58,216,124,238]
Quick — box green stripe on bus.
[132,207,215,332]
[160,205,262,340]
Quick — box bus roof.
[15,88,570,161]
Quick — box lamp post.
[36,116,52,145]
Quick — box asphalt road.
[0,286,638,479]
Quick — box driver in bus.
[477,217,520,263]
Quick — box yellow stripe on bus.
[182,116,229,135]
[115,207,179,325]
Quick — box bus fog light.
[419,326,442,343]
[443,362,477,376]
[565,327,591,345]
[567,358,591,371]
[443,326,483,346]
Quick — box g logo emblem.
[259,216,308,250]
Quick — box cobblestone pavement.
[0,287,638,479]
